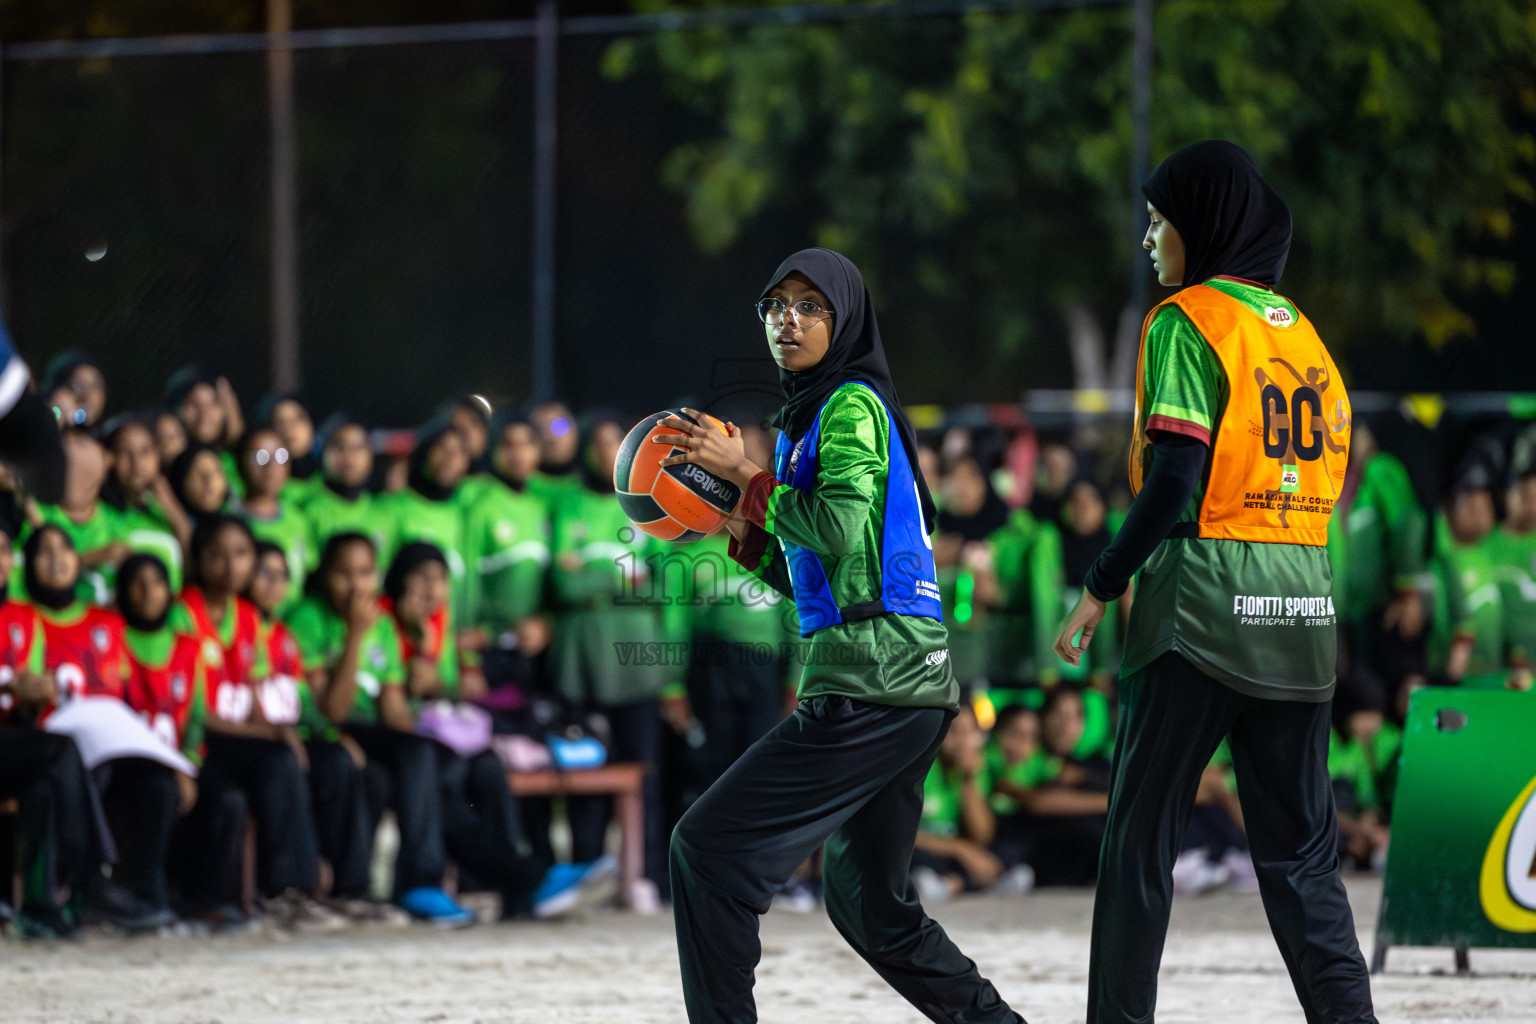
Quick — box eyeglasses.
[249,447,290,467]
[755,297,834,329]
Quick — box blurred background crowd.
[2,350,1532,938]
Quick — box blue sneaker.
[533,856,619,919]
[397,886,475,928]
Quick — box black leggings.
[433,745,546,914]
[93,757,181,912]
[347,725,447,895]
[566,699,665,887]
[671,696,1022,1024]
[201,734,320,898]
[1089,652,1377,1024]
[0,729,115,915]
[305,737,374,899]
[167,765,248,915]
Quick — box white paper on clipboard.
[44,696,197,776]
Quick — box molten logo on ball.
[614,409,743,543]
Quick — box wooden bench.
[508,762,648,910]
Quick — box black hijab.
[489,408,534,492]
[762,248,937,531]
[254,392,318,480]
[408,424,461,504]
[166,442,226,519]
[317,414,370,502]
[1058,478,1112,590]
[117,553,173,632]
[1142,141,1292,288]
[577,408,627,495]
[936,460,1009,543]
[23,524,78,611]
[384,541,449,606]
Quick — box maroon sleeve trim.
[739,470,779,531]
[727,523,772,571]
[1145,414,1211,446]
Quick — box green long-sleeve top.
[728,384,957,711]
[657,531,803,696]
[301,486,390,569]
[1489,523,1536,668]
[238,496,312,617]
[374,486,473,623]
[549,483,679,706]
[457,475,552,636]
[1428,515,1507,685]
[1341,452,1429,621]
[986,509,1067,686]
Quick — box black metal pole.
[268,0,301,392]
[1128,0,1153,313]
[530,0,559,403]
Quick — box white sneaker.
[1220,850,1260,893]
[626,877,662,915]
[770,880,819,914]
[1171,849,1230,896]
[989,864,1036,897]
[911,866,951,905]
[268,889,349,933]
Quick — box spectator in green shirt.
[458,411,554,704]
[31,428,125,605]
[1429,463,1508,687]
[527,399,584,510]
[933,454,1008,688]
[249,541,378,920]
[1057,478,1124,687]
[1491,442,1536,691]
[166,443,231,531]
[547,410,676,903]
[374,424,473,624]
[912,703,1008,901]
[986,703,1105,887]
[986,503,1066,690]
[233,426,310,614]
[380,540,609,921]
[285,531,472,927]
[302,418,389,560]
[254,393,320,492]
[102,416,192,594]
[446,395,492,472]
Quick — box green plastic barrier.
[1373,688,1536,973]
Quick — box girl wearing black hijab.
[1054,142,1377,1024]
[657,248,1023,1024]
[375,423,472,624]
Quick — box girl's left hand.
[652,409,762,490]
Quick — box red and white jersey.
[124,632,207,755]
[177,587,264,724]
[0,599,42,723]
[256,618,305,727]
[38,604,131,704]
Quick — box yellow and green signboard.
[1374,688,1536,972]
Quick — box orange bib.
[1129,284,1350,547]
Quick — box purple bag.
[415,701,493,758]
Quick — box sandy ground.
[2,878,1533,1023]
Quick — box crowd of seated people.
[2,352,1533,937]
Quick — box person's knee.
[394,734,439,776]
[213,784,249,826]
[468,749,507,790]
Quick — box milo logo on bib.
[1264,306,1294,328]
